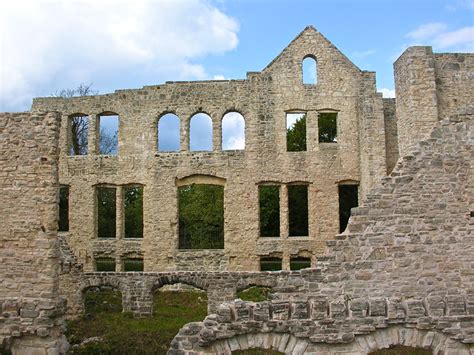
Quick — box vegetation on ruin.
[67,289,207,354]
[237,286,272,302]
[178,184,224,249]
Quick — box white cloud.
[222,112,245,149]
[405,22,474,51]
[380,88,395,98]
[213,75,225,80]
[407,22,447,41]
[0,0,239,111]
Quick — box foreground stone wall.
[31,26,388,273]
[168,115,473,354]
[0,112,67,353]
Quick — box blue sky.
[1,0,473,113]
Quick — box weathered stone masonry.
[0,112,68,353]
[31,26,389,274]
[1,25,473,354]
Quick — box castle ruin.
[0,26,473,354]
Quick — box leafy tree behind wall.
[178,184,224,249]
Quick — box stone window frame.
[156,111,181,153]
[66,112,89,156]
[188,110,214,152]
[94,183,146,241]
[287,181,310,238]
[221,109,247,151]
[96,111,120,156]
[123,183,145,240]
[257,180,312,240]
[257,181,282,238]
[337,179,360,233]
[316,108,340,145]
[175,174,227,250]
[302,54,318,85]
[58,184,70,234]
[285,110,308,152]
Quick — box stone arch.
[178,327,471,354]
[80,278,125,314]
[222,111,245,150]
[157,112,180,152]
[151,275,209,292]
[189,111,213,151]
[302,55,317,85]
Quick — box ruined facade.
[1,26,473,354]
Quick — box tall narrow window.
[58,186,69,232]
[178,184,224,249]
[318,112,337,143]
[286,112,306,151]
[98,112,119,155]
[190,113,212,151]
[222,112,245,150]
[95,257,116,272]
[290,257,311,270]
[97,186,116,238]
[69,114,89,155]
[259,185,280,237]
[158,113,180,152]
[260,257,282,271]
[338,184,359,233]
[302,56,317,84]
[124,185,143,239]
[123,258,144,272]
[288,185,309,237]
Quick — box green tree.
[287,114,307,151]
[178,184,224,249]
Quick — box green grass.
[237,286,271,302]
[67,289,208,354]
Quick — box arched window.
[98,112,119,155]
[157,113,180,152]
[190,113,212,151]
[302,56,317,84]
[68,113,89,155]
[222,112,245,150]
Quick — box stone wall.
[168,114,473,354]
[0,112,68,354]
[31,26,388,273]
[394,46,474,157]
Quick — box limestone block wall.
[31,26,388,273]
[169,115,473,354]
[0,112,67,354]
[394,46,474,157]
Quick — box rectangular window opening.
[259,185,280,237]
[178,184,224,249]
[286,113,306,151]
[97,187,116,238]
[339,184,359,233]
[260,257,282,272]
[290,257,311,270]
[69,115,89,155]
[99,114,119,155]
[288,185,309,237]
[124,186,143,238]
[58,186,69,232]
[318,112,337,143]
[95,258,116,272]
[123,258,144,272]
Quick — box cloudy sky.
[1,0,473,114]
